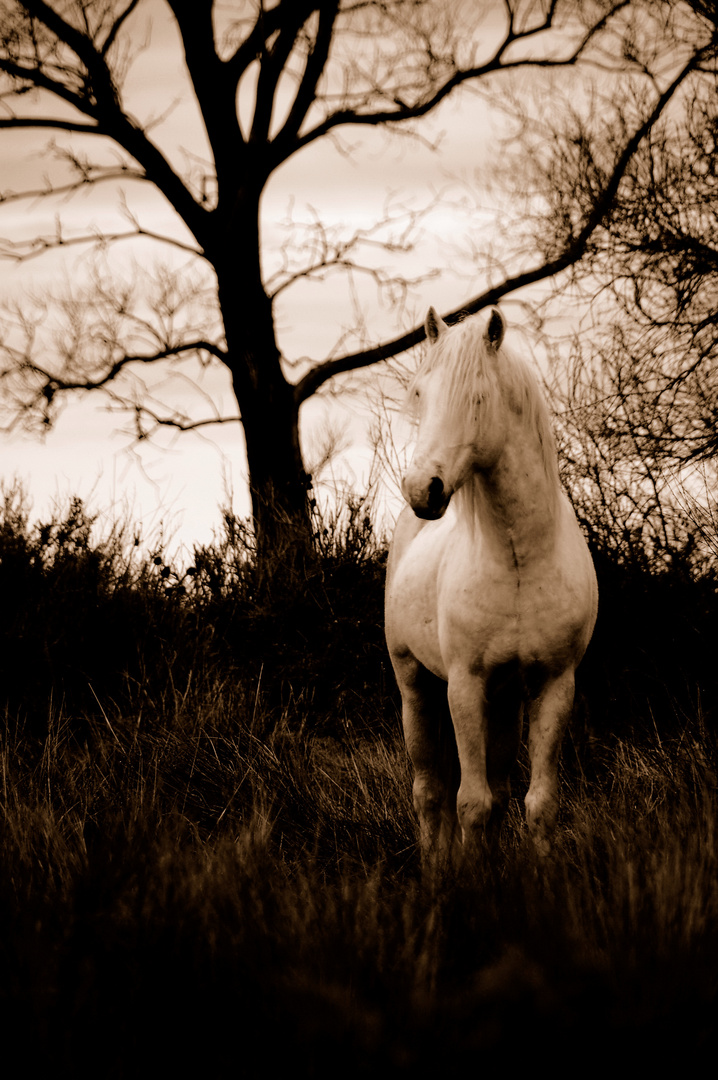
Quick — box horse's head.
[402,306,506,519]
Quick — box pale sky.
[0,1,574,559]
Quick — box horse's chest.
[441,562,583,671]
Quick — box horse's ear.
[425,307,447,344]
[485,308,505,351]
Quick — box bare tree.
[518,1,718,572]
[0,0,710,580]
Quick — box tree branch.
[5,338,227,401]
[131,407,242,439]
[273,0,340,152]
[0,223,205,263]
[222,2,286,83]
[101,0,142,59]
[0,52,93,115]
[4,0,211,244]
[293,39,710,406]
[0,116,106,136]
[0,165,146,205]
[249,3,314,145]
[292,0,633,154]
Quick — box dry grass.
[1,490,717,1075]
[1,695,716,1076]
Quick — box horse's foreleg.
[525,668,575,856]
[396,661,459,872]
[447,670,497,851]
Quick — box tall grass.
[0,489,717,1075]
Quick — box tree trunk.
[216,257,316,590]
[240,371,315,584]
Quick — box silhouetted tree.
[0,1,710,579]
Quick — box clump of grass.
[185,492,390,736]
[0,487,393,738]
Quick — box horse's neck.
[468,429,560,565]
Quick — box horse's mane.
[406,313,561,520]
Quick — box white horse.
[385,307,597,865]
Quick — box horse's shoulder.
[386,506,427,579]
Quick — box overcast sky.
[0,1,553,557]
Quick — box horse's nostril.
[428,476,444,507]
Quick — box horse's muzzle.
[402,473,450,519]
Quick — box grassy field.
[1,490,717,1076]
